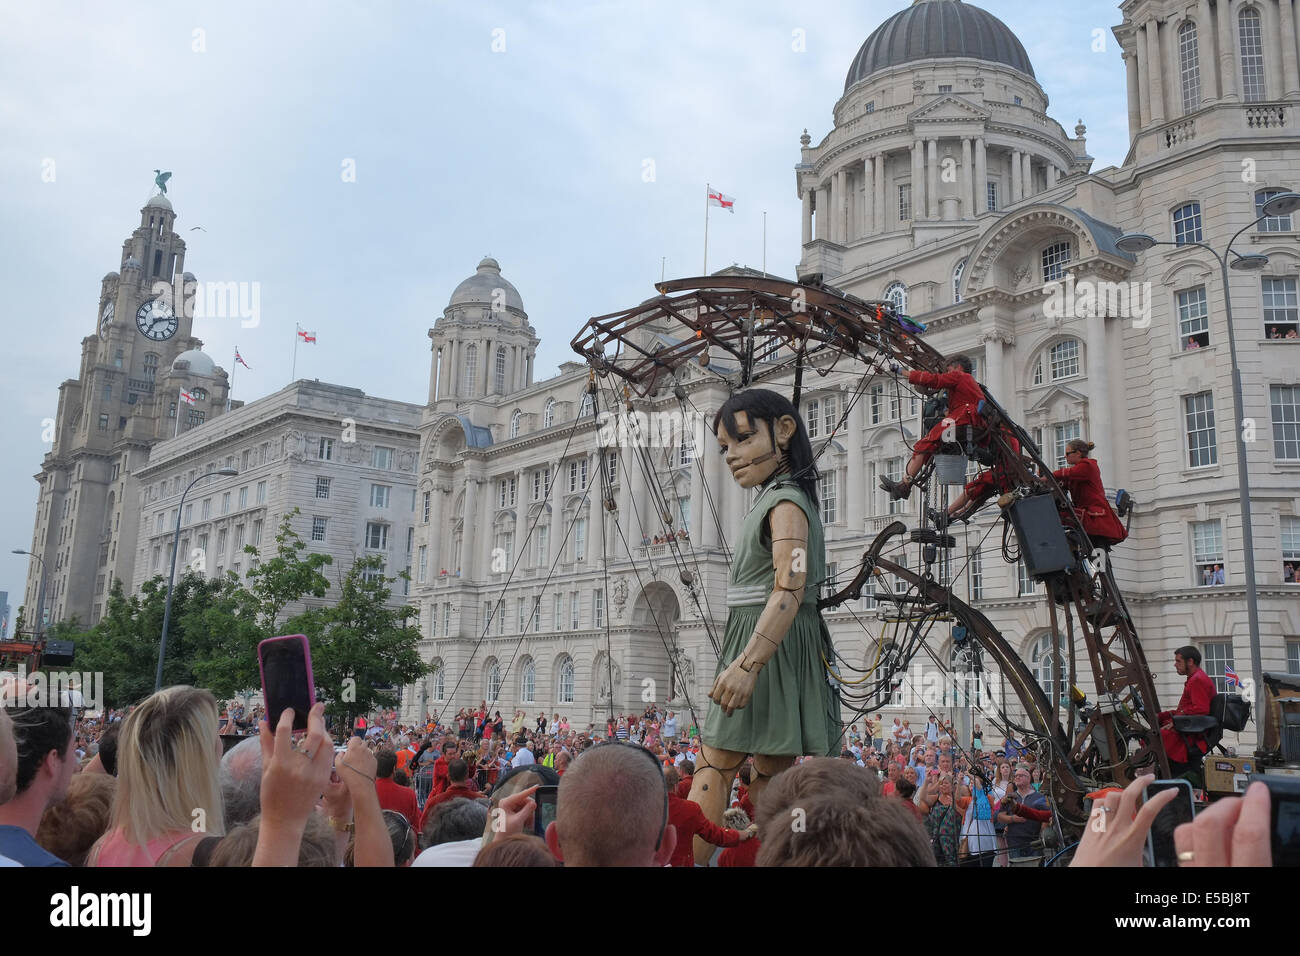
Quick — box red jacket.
[718,838,761,867]
[667,794,741,868]
[417,780,481,833]
[676,775,693,799]
[375,776,420,830]
[1052,457,1127,546]
[909,368,985,428]
[1160,667,1217,764]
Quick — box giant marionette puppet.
[687,388,841,862]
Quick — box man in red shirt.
[664,767,750,867]
[374,747,419,830]
[1159,645,1217,772]
[430,738,458,797]
[880,355,985,501]
[417,757,480,833]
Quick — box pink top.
[91,828,200,867]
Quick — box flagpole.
[762,211,767,276]
[174,388,181,438]
[292,324,299,383]
[703,183,710,276]
[227,347,235,414]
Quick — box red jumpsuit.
[667,794,742,867]
[1159,668,1217,765]
[962,434,1021,508]
[1051,457,1127,547]
[909,368,986,456]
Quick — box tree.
[290,555,427,732]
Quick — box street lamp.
[155,467,238,693]
[1116,190,1300,719]
[11,549,47,645]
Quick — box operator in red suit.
[1159,645,1217,772]
[929,428,1021,527]
[880,355,985,501]
[1051,438,1128,548]
[664,766,751,867]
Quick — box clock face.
[99,300,114,338]
[135,298,178,341]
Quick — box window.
[365,522,389,550]
[241,449,250,471]
[233,524,245,550]
[102,384,112,402]
[143,353,159,380]
[422,491,431,522]
[864,100,875,113]
[168,402,177,419]
[821,470,838,524]
[553,594,563,632]
[315,477,331,499]
[532,596,541,633]
[216,529,227,559]
[252,519,262,546]
[1178,21,1201,113]
[870,384,884,424]
[1263,277,1298,337]
[1256,189,1294,233]
[535,524,549,566]
[557,656,575,703]
[968,547,984,600]
[1281,516,1300,582]
[898,183,912,222]
[1018,559,1037,596]
[187,410,205,427]
[371,484,391,508]
[1172,202,1203,245]
[606,452,618,485]
[495,601,505,636]
[114,349,124,368]
[823,561,839,601]
[222,492,231,514]
[594,589,605,628]
[201,498,211,519]
[1177,287,1210,349]
[1041,241,1071,283]
[372,446,393,470]
[1239,7,1266,102]
[1013,95,1023,106]
[938,84,952,93]
[1184,392,1218,467]
[521,658,536,701]
[1288,640,1300,674]
[510,410,522,439]
[238,486,248,509]
[1049,339,1080,380]
[251,480,264,505]
[679,437,694,467]
[494,347,507,394]
[462,344,478,396]
[678,496,691,531]
[571,591,580,629]
[1273,386,1300,460]
[1029,633,1066,696]
[987,181,998,212]
[806,399,821,438]
[1203,641,1237,694]
[885,457,907,515]
[97,413,109,431]
[952,259,966,304]
[543,400,556,428]
[884,282,907,314]
[1192,519,1224,585]
[1053,422,1081,468]
[417,545,428,583]
[311,516,327,542]
[579,392,594,419]
[494,530,514,572]
[574,517,587,562]
[821,395,837,437]
[317,437,334,461]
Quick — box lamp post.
[11,549,47,646]
[156,467,238,693]
[1117,190,1300,715]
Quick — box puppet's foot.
[880,477,912,500]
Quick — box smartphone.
[533,785,559,838]
[1248,773,1300,867]
[258,635,315,734]
[1142,778,1196,867]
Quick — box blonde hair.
[112,685,225,844]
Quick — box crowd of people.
[0,673,1276,868]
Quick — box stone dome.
[145,193,173,210]
[172,349,216,376]
[447,257,524,313]
[103,271,119,281]
[844,0,1035,92]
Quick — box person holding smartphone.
[996,767,1051,866]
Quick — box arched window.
[1178,21,1201,113]
[557,655,575,703]
[952,258,966,304]
[143,352,160,381]
[509,409,522,438]
[1172,202,1203,245]
[883,281,908,314]
[1029,633,1067,700]
[494,347,507,394]
[1048,339,1080,380]
[486,657,502,702]
[543,399,556,428]
[461,343,479,396]
[579,392,594,419]
[431,660,445,701]
[1239,7,1266,103]
[1257,188,1294,232]
[521,657,536,702]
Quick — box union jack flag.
[1224,664,1241,688]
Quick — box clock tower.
[21,185,232,629]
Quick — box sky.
[0,0,1132,614]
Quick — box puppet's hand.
[710,660,759,716]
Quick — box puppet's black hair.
[712,388,819,508]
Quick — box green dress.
[701,479,841,757]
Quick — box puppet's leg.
[750,752,797,810]
[689,743,746,865]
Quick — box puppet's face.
[715,410,796,489]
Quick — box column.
[912,140,925,220]
[960,138,973,217]
[1136,24,1152,124]
[448,338,459,397]
[688,448,703,544]
[1197,0,1218,105]
[1266,0,1286,99]
[815,185,829,240]
[926,139,939,220]
[835,168,847,242]
[974,137,987,213]
[701,431,721,549]
[1047,164,1058,188]
[860,158,872,238]
[1280,0,1300,96]
[428,485,445,573]
[982,332,1004,405]
[1147,19,1166,124]
[845,390,864,532]
[548,458,563,566]
[1085,308,1112,467]
[513,467,526,569]
[461,477,479,580]
[1217,0,1238,101]
[1022,152,1033,200]
[801,187,813,245]
[873,152,886,232]
[1011,149,1023,203]
[1124,51,1141,138]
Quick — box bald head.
[546,744,672,866]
